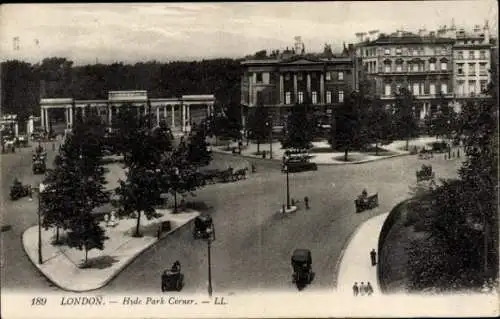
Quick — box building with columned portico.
[39,90,215,134]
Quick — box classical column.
[182,104,186,131]
[279,74,284,104]
[163,106,167,124]
[82,107,86,119]
[65,108,69,127]
[187,104,190,126]
[293,73,298,103]
[306,73,311,96]
[156,106,160,126]
[171,104,175,129]
[41,107,46,131]
[108,104,113,125]
[320,73,325,104]
[14,122,19,137]
[45,108,50,131]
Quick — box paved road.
[103,153,462,294]
[1,143,462,294]
[1,141,62,291]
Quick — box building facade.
[39,91,215,134]
[240,54,355,127]
[354,31,455,119]
[450,23,492,104]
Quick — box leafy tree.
[281,103,315,150]
[246,102,270,153]
[392,87,419,150]
[365,98,393,155]
[115,117,171,236]
[187,124,212,167]
[42,110,109,244]
[158,139,201,213]
[329,92,362,161]
[66,210,109,268]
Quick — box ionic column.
[65,108,69,127]
[182,104,186,131]
[14,122,19,137]
[320,73,325,103]
[41,107,46,131]
[306,73,311,96]
[45,109,50,131]
[156,106,160,126]
[279,74,284,104]
[187,105,190,125]
[67,107,72,127]
[171,104,175,128]
[108,105,113,125]
[293,73,298,103]
[82,107,86,119]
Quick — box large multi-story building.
[240,39,356,128]
[354,30,455,120]
[449,22,492,103]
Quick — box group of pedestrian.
[352,281,374,296]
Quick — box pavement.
[336,212,389,296]
[22,209,199,292]
[213,136,446,165]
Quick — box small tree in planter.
[66,213,108,268]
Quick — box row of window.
[249,71,346,84]
[456,62,488,75]
[455,50,488,60]
[283,90,344,104]
[456,80,489,94]
[381,61,448,73]
[384,83,448,96]
[363,47,449,57]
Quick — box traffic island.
[22,209,199,292]
[278,205,298,215]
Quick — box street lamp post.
[32,183,46,264]
[268,116,273,159]
[284,164,290,209]
[205,225,216,298]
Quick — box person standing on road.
[304,196,309,210]
[370,249,377,266]
[359,282,366,296]
[352,282,359,296]
[366,282,374,296]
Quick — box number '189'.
[31,297,47,306]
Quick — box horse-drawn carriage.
[17,135,29,147]
[192,214,214,240]
[416,164,435,182]
[199,167,249,184]
[354,190,379,213]
[161,261,184,292]
[10,180,30,201]
[291,249,314,288]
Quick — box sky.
[0,1,498,65]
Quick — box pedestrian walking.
[370,249,377,266]
[366,282,374,296]
[352,282,359,296]
[359,282,366,296]
[304,196,309,210]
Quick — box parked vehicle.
[291,249,314,288]
[32,159,46,174]
[10,180,30,201]
[430,141,449,153]
[282,155,317,173]
[192,215,214,239]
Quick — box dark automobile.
[32,159,46,174]
[192,215,214,239]
[10,180,30,201]
[161,267,184,292]
[416,164,435,182]
[291,249,314,288]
